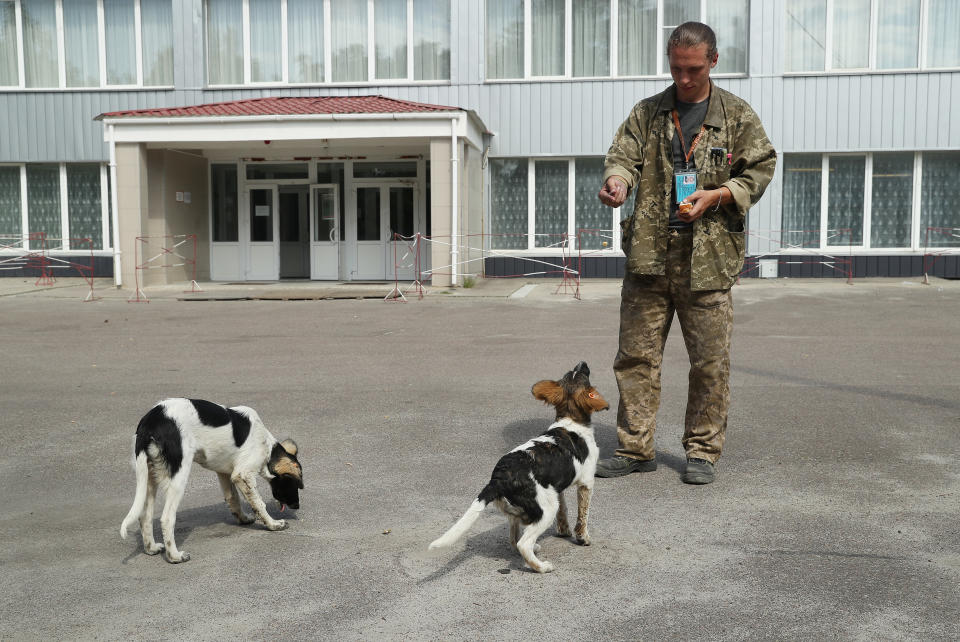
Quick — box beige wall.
[429,138,453,287]
[115,143,147,290]
[428,137,483,287]
[116,146,210,288]
[156,150,210,284]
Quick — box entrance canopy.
[97,95,488,150]
[96,96,490,288]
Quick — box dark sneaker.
[682,458,715,485]
[595,455,657,478]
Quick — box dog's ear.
[531,380,564,406]
[279,439,298,456]
[576,387,610,413]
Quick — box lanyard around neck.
[672,108,706,168]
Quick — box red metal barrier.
[0,233,100,301]
[128,234,203,303]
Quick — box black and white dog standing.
[120,398,303,563]
[430,362,608,573]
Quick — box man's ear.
[531,380,564,406]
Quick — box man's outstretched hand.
[598,176,629,208]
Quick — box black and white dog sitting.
[429,362,608,573]
[120,398,303,563]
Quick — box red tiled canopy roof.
[98,95,461,119]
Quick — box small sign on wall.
[175,191,183,202]
[255,205,270,217]
[184,192,191,204]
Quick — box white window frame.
[486,0,750,82]
[0,0,170,91]
[206,0,451,88]
[783,151,932,254]
[784,0,959,76]
[0,162,113,252]
[491,156,621,255]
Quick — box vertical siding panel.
[817,78,828,151]
[901,74,916,150]
[826,76,839,149]
[893,75,906,149]
[781,81,793,151]
[521,84,530,156]
[926,73,940,145]
[859,76,872,150]
[880,75,893,149]
[949,74,960,146]
[914,74,928,145]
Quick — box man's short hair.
[666,22,718,61]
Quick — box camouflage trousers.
[614,228,733,464]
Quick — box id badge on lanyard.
[675,170,698,205]
[672,108,704,208]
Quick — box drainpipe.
[450,117,459,286]
[108,124,121,287]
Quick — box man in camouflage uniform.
[596,22,776,484]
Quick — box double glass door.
[243,181,416,281]
[354,183,418,280]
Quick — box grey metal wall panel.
[0,2,957,167]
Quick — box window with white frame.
[921,152,960,247]
[0,0,173,88]
[489,158,528,249]
[0,163,111,251]
[205,0,451,86]
[486,0,749,80]
[785,0,960,72]
[489,157,618,252]
[780,151,960,251]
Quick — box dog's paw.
[236,513,255,525]
[575,533,592,546]
[144,543,165,555]
[555,524,572,538]
[165,551,190,564]
[536,561,555,573]
[266,519,288,531]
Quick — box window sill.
[0,86,175,93]
[203,80,451,90]
[483,73,749,84]
[783,67,960,77]
[0,248,113,254]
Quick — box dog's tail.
[429,485,499,549]
[120,451,149,539]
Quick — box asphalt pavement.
[0,276,958,640]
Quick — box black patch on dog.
[478,428,588,525]
[134,404,183,476]
[188,399,251,447]
[227,409,251,447]
[269,475,301,509]
[190,398,229,427]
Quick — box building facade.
[1,0,958,286]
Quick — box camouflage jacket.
[603,82,776,290]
